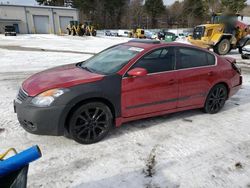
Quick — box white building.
[0,4,79,34]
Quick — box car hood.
[22,63,104,97]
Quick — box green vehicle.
[157,30,177,42]
[164,32,177,42]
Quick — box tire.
[214,39,231,55]
[67,29,71,35]
[92,31,97,36]
[68,102,113,144]
[72,29,76,36]
[203,84,228,114]
[241,54,249,59]
[78,29,84,36]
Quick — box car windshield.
[81,45,143,75]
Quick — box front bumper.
[5,32,16,36]
[14,98,66,136]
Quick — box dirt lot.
[0,34,250,188]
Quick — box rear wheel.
[214,39,231,55]
[92,31,97,36]
[72,29,76,36]
[204,84,228,114]
[69,102,113,144]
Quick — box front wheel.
[69,102,113,144]
[203,84,228,114]
[67,29,71,35]
[213,39,231,55]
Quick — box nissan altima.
[14,40,242,144]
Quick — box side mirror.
[127,68,148,77]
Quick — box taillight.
[231,62,241,74]
[225,58,241,74]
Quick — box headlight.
[31,88,69,107]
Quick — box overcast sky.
[1,0,250,6]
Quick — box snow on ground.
[0,34,250,188]
[0,34,129,54]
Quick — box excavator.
[66,20,97,37]
[188,13,250,55]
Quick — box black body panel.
[14,74,122,136]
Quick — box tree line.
[36,0,247,29]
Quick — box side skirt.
[115,104,204,127]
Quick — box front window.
[81,45,143,75]
[129,47,175,74]
[193,26,205,39]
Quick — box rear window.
[177,48,215,69]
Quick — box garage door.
[33,15,49,34]
[59,16,73,34]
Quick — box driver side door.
[121,47,178,118]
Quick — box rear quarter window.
[177,48,215,69]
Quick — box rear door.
[176,47,217,107]
[121,47,178,117]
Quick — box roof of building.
[0,19,21,22]
[0,4,77,10]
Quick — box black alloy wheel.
[69,102,113,144]
[204,84,228,114]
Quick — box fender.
[55,74,122,134]
[211,33,233,46]
[237,36,250,48]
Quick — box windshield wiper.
[76,62,106,75]
[81,66,94,73]
[76,62,93,72]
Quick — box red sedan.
[14,40,242,144]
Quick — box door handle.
[208,71,214,76]
[167,79,177,85]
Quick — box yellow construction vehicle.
[66,20,82,36]
[128,28,145,38]
[188,13,250,55]
[83,21,97,36]
[66,20,97,36]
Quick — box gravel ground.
[0,34,250,188]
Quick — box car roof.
[124,40,198,51]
